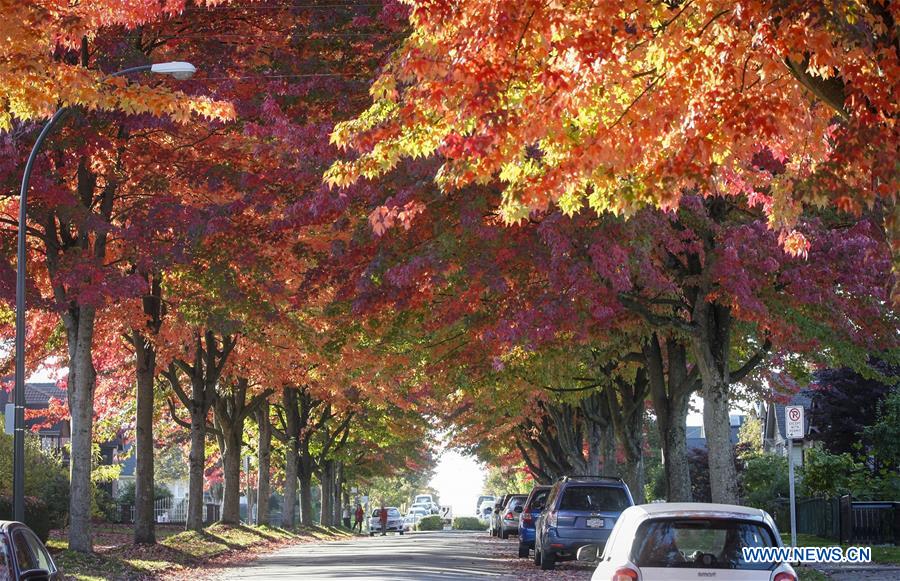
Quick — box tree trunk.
[187,396,207,531]
[133,331,157,544]
[67,309,97,553]
[619,404,645,504]
[299,469,314,526]
[691,302,740,504]
[644,335,695,502]
[333,462,344,525]
[283,446,299,529]
[319,460,334,526]
[219,425,242,525]
[256,402,271,526]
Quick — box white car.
[368,507,404,536]
[404,507,428,531]
[413,495,439,514]
[581,503,798,581]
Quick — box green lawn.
[49,524,356,580]
[796,534,900,565]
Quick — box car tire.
[540,548,556,570]
[518,542,529,558]
[369,532,374,537]
[533,546,541,566]
[399,530,404,535]
[501,529,509,540]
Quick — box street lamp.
[13,61,197,522]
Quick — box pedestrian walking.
[379,502,388,536]
[342,504,351,528]
[354,503,364,533]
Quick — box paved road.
[219,530,511,580]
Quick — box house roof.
[24,383,67,406]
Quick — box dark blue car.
[517,485,550,558]
[533,476,633,570]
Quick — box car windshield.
[558,486,630,512]
[372,508,401,518]
[632,518,777,570]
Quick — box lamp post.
[13,61,197,522]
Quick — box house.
[686,414,748,451]
[0,382,70,455]
[0,382,125,491]
[762,389,817,466]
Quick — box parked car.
[578,503,798,581]
[478,501,494,524]
[368,507,405,536]
[534,476,634,570]
[413,494,439,514]
[476,495,495,515]
[0,520,62,580]
[490,494,515,537]
[404,507,428,531]
[517,485,551,557]
[499,494,528,539]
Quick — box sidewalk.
[813,563,900,581]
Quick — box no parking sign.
[785,405,804,439]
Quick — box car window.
[21,531,53,572]
[11,530,37,571]
[507,496,527,509]
[632,519,777,570]
[528,489,550,510]
[559,486,630,512]
[0,537,13,581]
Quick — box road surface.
[219,530,512,580]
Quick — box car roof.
[625,502,768,520]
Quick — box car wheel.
[533,546,541,566]
[399,530,404,535]
[540,548,556,571]
[369,532,374,537]
[501,529,509,540]
[518,542,529,558]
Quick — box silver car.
[369,507,404,536]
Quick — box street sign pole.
[784,405,805,548]
[788,437,796,547]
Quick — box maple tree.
[328,0,899,264]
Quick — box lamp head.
[150,61,197,80]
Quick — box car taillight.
[522,512,533,524]
[546,511,557,527]
[774,574,797,581]
[505,512,514,519]
[612,567,638,581]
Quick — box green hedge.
[417,515,443,531]
[451,516,485,531]
[0,496,52,542]
[0,431,69,531]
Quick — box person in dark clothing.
[354,504,364,533]
[379,502,388,536]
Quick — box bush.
[0,496,52,542]
[417,515,443,531]
[116,481,172,504]
[451,516,485,531]
[740,453,789,513]
[0,431,69,530]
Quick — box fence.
[116,497,220,525]
[773,496,899,545]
